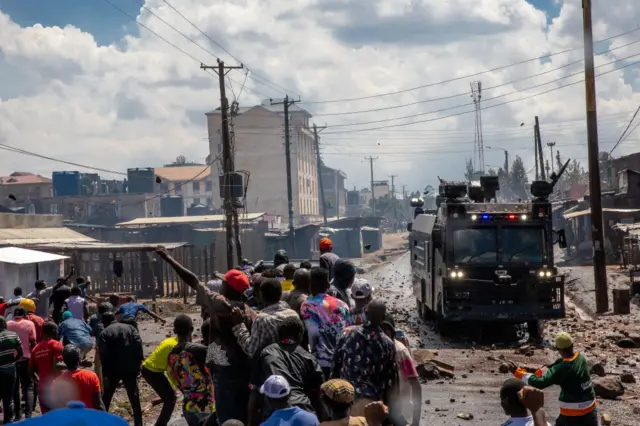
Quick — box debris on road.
[413,349,455,379]
[593,377,625,399]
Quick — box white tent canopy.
[0,247,69,300]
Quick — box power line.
[0,144,221,208]
[162,0,301,97]
[100,0,273,100]
[0,144,126,176]
[312,37,640,117]
[324,51,640,129]
[302,25,640,104]
[322,56,640,135]
[609,102,640,154]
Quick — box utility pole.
[229,100,243,264]
[201,60,243,270]
[534,116,546,181]
[271,95,300,257]
[547,142,556,174]
[534,127,539,180]
[313,124,328,225]
[365,157,378,214]
[503,150,510,174]
[390,174,398,228]
[582,0,608,312]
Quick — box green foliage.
[508,156,529,199]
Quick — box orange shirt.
[53,369,101,409]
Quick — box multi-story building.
[206,100,320,224]
[373,180,390,198]
[0,172,52,211]
[321,164,347,218]
[154,165,213,214]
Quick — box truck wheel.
[435,298,452,337]
[416,299,424,320]
[527,320,543,340]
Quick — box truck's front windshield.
[452,226,546,264]
[453,228,497,263]
[501,226,545,263]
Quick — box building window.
[49,204,58,214]
[193,181,201,193]
[175,184,182,194]
[206,197,212,206]
[206,180,213,192]
[194,198,201,205]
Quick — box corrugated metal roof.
[0,247,69,264]
[0,228,96,245]
[26,242,187,251]
[116,213,266,227]
[564,207,640,219]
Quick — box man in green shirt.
[509,332,597,426]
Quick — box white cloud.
[0,0,639,193]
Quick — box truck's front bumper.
[442,277,565,322]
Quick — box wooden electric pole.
[201,60,243,270]
[534,116,546,181]
[365,156,378,214]
[534,126,539,180]
[547,142,556,174]
[582,0,608,312]
[313,124,328,225]
[390,174,398,228]
[271,95,300,257]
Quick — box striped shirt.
[0,329,22,372]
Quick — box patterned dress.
[168,343,215,414]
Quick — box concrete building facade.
[206,101,320,224]
[154,165,213,214]
[321,164,347,218]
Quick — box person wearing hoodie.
[328,259,356,309]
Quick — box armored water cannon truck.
[408,170,569,337]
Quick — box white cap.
[259,375,291,399]
[351,278,374,299]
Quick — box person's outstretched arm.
[155,247,201,291]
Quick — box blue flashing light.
[481,214,490,220]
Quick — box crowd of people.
[0,236,596,426]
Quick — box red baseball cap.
[224,269,250,293]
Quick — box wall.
[207,106,320,224]
[0,213,63,228]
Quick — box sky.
[1,0,640,194]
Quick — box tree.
[509,156,529,200]
[174,155,187,165]
[464,158,474,181]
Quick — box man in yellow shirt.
[281,264,296,292]
[141,316,191,426]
